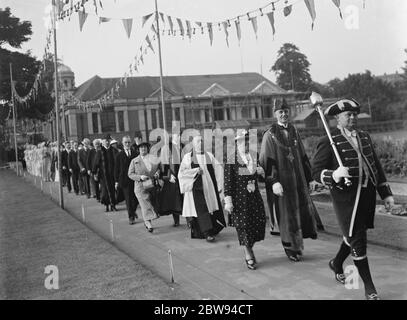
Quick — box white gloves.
[332,166,351,183]
[272,182,284,197]
[140,175,148,181]
[384,196,395,211]
[224,196,233,212]
[115,182,119,190]
[169,174,176,183]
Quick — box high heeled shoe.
[144,222,153,233]
[245,258,256,270]
[285,249,300,262]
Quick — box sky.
[2,0,407,87]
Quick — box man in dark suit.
[131,131,142,156]
[78,138,91,198]
[312,98,394,300]
[87,139,100,200]
[61,142,71,192]
[68,140,80,195]
[114,135,139,224]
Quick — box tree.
[402,48,407,88]
[271,43,313,92]
[328,70,399,121]
[0,7,54,127]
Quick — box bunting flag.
[176,18,184,36]
[222,21,229,47]
[331,0,342,19]
[142,13,153,27]
[196,21,203,34]
[304,0,316,29]
[167,15,174,34]
[122,18,133,38]
[146,35,155,53]
[78,10,88,31]
[207,22,213,46]
[151,23,157,35]
[250,16,258,39]
[284,5,292,16]
[235,20,241,45]
[99,16,110,23]
[266,12,276,36]
[159,12,165,25]
[186,20,192,39]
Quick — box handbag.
[141,178,155,191]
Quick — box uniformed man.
[312,98,394,300]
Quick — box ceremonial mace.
[309,92,352,187]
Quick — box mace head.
[310,91,323,107]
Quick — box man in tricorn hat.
[259,99,320,262]
[312,98,394,300]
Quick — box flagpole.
[9,63,19,176]
[154,0,167,138]
[52,0,64,209]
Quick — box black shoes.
[144,223,153,233]
[173,222,180,227]
[129,218,135,225]
[206,235,215,242]
[328,259,346,284]
[365,292,380,300]
[285,249,300,262]
[245,259,256,270]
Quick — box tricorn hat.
[324,98,360,116]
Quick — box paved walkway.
[2,169,407,300]
[0,170,186,300]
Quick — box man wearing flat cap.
[259,99,320,262]
[312,98,394,300]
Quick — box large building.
[46,65,322,142]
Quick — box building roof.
[292,108,316,121]
[74,73,287,101]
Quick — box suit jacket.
[61,149,69,169]
[128,154,160,195]
[68,150,80,173]
[115,149,136,188]
[87,148,97,173]
[78,148,89,172]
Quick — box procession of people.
[20,96,396,300]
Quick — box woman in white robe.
[178,135,226,242]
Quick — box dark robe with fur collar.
[259,123,319,253]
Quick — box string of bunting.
[11,27,54,109]
[64,17,158,111]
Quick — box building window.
[262,97,273,118]
[118,111,124,132]
[151,109,157,129]
[101,111,115,133]
[174,107,180,121]
[92,113,98,133]
[241,106,250,119]
[185,108,193,125]
[213,99,224,121]
[204,109,211,123]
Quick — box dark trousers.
[89,174,99,199]
[122,185,138,219]
[62,169,71,192]
[71,171,79,194]
[80,171,90,196]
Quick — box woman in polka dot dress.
[224,130,266,270]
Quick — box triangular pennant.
[99,0,103,9]
[78,10,88,31]
[99,16,110,24]
[234,20,241,45]
[176,18,184,36]
[140,55,144,64]
[250,16,258,39]
[266,12,276,36]
[151,23,157,35]
[331,0,343,19]
[207,22,213,46]
[122,18,133,38]
[304,0,316,29]
[167,16,174,34]
[284,5,292,16]
[222,21,229,47]
[142,13,153,27]
[159,12,165,25]
[146,35,155,53]
[186,20,192,39]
